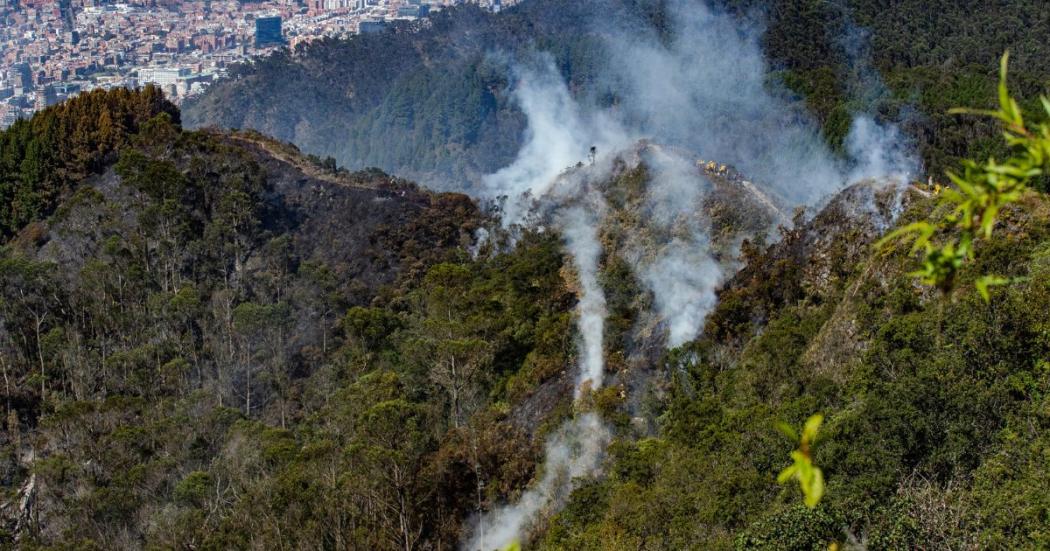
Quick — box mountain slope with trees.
[6,0,1050,541]
[543,185,1050,549]
[3,82,1050,548]
[0,88,551,548]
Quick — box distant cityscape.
[0,0,510,129]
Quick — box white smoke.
[641,239,722,348]
[463,0,919,547]
[846,115,919,183]
[484,60,631,227]
[468,139,618,550]
[482,0,917,348]
[836,13,920,184]
[464,413,610,551]
[631,146,723,349]
[597,0,919,205]
[599,0,845,206]
[559,206,609,396]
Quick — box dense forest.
[184,0,1050,192]
[0,86,179,239]
[4,77,1050,548]
[0,88,551,548]
[3,1,1050,550]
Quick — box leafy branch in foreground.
[777,413,825,508]
[877,52,1050,300]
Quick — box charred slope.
[18,127,481,303]
[220,131,482,291]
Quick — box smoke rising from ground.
[484,62,630,226]
[641,239,722,348]
[599,0,840,206]
[846,115,918,183]
[465,0,917,547]
[464,413,611,551]
[599,0,916,205]
[560,206,610,396]
[465,170,613,550]
[631,146,723,348]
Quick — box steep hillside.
[540,187,1050,549]
[183,0,1050,190]
[4,77,1050,549]
[0,88,871,548]
[0,89,512,548]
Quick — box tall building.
[34,85,57,111]
[11,63,32,94]
[254,16,284,48]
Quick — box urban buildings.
[0,0,516,129]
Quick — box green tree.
[410,263,494,428]
[0,256,61,402]
[880,53,1050,298]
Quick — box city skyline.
[0,0,506,128]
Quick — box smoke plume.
[464,0,918,547]
[560,206,609,395]
[466,165,615,550]
[464,413,610,551]
[484,62,630,226]
[629,146,722,348]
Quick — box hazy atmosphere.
[2,0,1049,549]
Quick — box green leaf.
[775,421,798,442]
[975,274,1010,302]
[777,465,798,484]
[998,52,1013,116]
[980,204,1000,238]
[874,222,934,255]
[777,414,828,509]
[947,170,977,196]
[804,467,825,509]
[947,107,998,117]
[802,414,823,445]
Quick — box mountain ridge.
[184,0,1050,192]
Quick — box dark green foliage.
[5,9,1050,546]
[734,506,843,550]
[173,470,211,506]
[0,86,178,239]
[725,0,1050,175]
